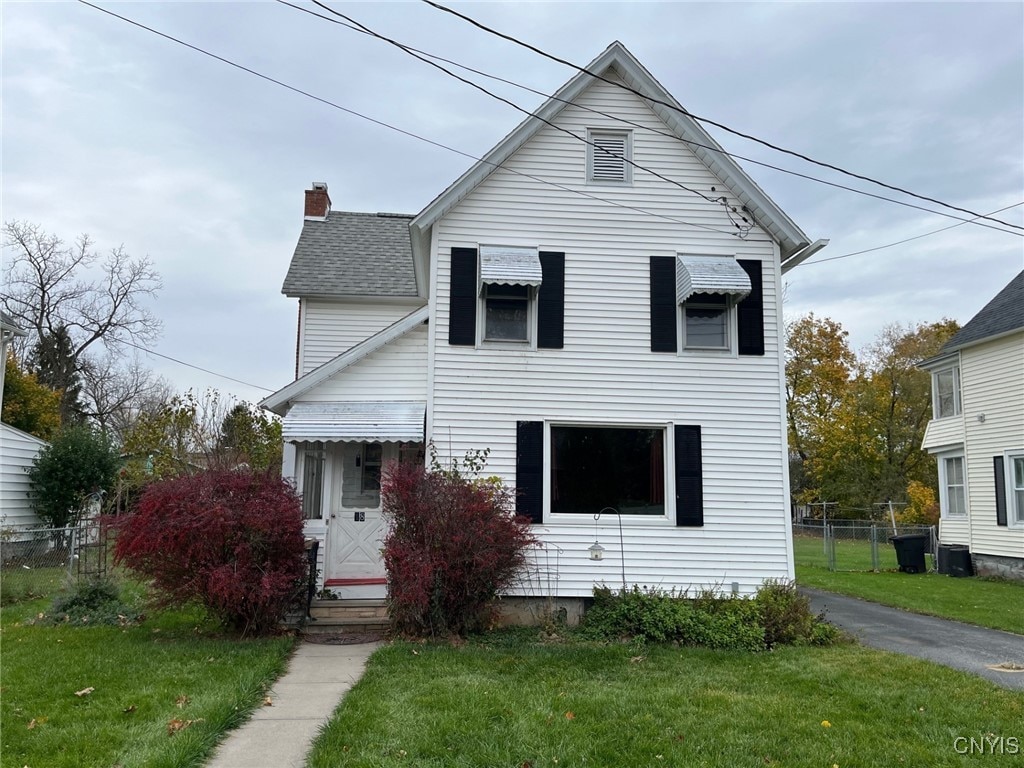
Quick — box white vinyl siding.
[300,301,420,375]
[0,424,48,528]
[428,74,787,596]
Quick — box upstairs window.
[683,294,731,350]
[483,283,531,342]
[933,366,961,418]
[587,129,632,184]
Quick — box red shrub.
[113,469,306,635]
[382,460,538,637]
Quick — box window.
[1011,454,1024,525]
[683,294,731,350]
[933,366,961,418]
[361,442,383,492]
[587,129,631,184]
[483,283,531,342]
[300,443,325,520]
[550,425,665,516]
[940,454,967,517]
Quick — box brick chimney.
[304,182,331,218]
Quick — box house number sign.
[353,511,366,522]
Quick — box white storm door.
[326,442,387,582]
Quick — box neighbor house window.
[933,366,961,418]
[940,453,967,517]
[1011,454,1024,525]
[483,283,531,342]
[587,129,632,184]
[300,442,325,520]
[550,425,665,516]
[682,294,731,350]
[361,442,383,492]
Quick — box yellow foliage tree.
[2,353,61,440]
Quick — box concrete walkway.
[804,587,1024,690]
[206,641,381,768]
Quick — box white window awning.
[479,245,543,288]
[283,401,425,443]
[676,255,752,303]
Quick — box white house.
[261,42,827,602]
[921,270,1024,581]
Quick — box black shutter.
[650,256,677,352]
[516,421,544,524]
[994,456,1008,527]
[674,425,703,527]
[537,252,565,349]
[448,247,477,346]
[737,259,764,356]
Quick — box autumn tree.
[2,353,62,440]
[217,402,283,474]
[2,220,162,426]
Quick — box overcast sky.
[3,1,1022,405]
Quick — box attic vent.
[588,129,631,184]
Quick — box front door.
[327,442,388,586]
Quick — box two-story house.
[920,271,1024,581]
[260,42,827,605]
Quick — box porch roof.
[282,401,425,443]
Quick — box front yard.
[307,638,1024,767]
[0,587,295,768]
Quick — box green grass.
[307,639,1024,768]
[792,532,911,572]
[1,582,296,768]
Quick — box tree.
[28,427,121,528]
[31,325,83,425]
[217,403,283,473]
[2,220,162,425]
[2,353,62,440]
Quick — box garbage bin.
[946,545,973,578]
[890,534,927,574]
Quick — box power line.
[802,201,1024,266]
[303,0,755,235]
[76,0,740,239]
[421,0,1024,233]
[114,338,274,392]
[282,0,1020,237]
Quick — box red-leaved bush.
[114,469,306,635]
[382,459,537,636]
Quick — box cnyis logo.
[953,735,1021,755]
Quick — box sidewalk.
[803,587,1024,690]
[206,640,381,768]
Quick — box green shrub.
[28,426,120,527]
[45,578,142,626]
[754,579,815,647]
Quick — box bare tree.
[3,220,163,427]
[78,353,172,441]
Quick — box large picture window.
[550,426,665,516]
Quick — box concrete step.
[302,615,389,635]
[310,599,387,621]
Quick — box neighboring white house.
[921,270,1024,581]
[0,422,48,530]
[261,42,827,602]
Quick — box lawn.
[0,583,295,768]
[307,639,1024,768]
[792,532,913,572]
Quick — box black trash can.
[946,545,973,578]
[937,543,953,575]
[890,534,928,574]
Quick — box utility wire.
[802,201,1024,266]
[76,0,740,239]
[422,0,1024,232]
[282,0,1020,236]
[304,0,755,235]
[113,338,274,392]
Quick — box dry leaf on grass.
[123,705,136,714]
[564,711,575,720]
[167,717,205,735]
[74,687,95,697]
[263,696,273,707]
[175,695,190,709]
[27,719,37,730]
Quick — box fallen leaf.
[564,711,575,720]
[821,720,831,728]
[411,650,419,656]
[123,705,136,714]
[263,696,273,707]
[167,718,186,735]
[26,719,36,730]
[630,655,646,664]
[74,687,95,697]
[175,695,190,709]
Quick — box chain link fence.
[1,520,114,603]
[793,521,937,572]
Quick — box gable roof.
[411,41,815,263]
[940,270,1024,354]
[259,305,429,414]
[282,211,418,298]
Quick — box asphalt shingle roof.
[282,211,418,298]
[940,270,1024,353]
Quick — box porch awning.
[479,245,543,287]
[676,255,751,303]
[283,401,425,443]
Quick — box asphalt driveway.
[803,587,1024,690]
